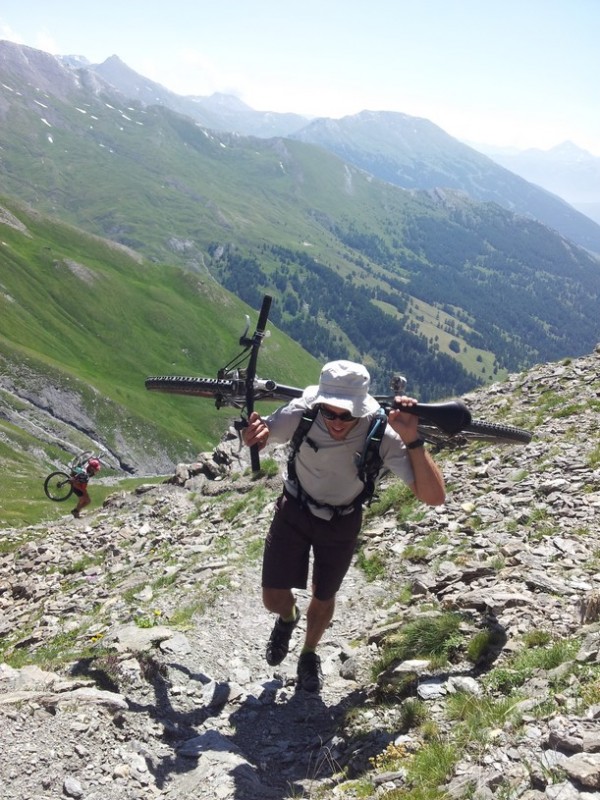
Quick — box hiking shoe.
[71,509,81,518]
[297,652,323,693]
[265,607,300,666]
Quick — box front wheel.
[44,471,74,502]
[145,376,238,399]
[417,418,532,450]
[144,376,302,406]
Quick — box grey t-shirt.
[266,398,415,519]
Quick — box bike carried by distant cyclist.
[43,451,103,504]
[144,295,532,471]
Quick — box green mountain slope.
[1,42,599,401]
[292,110,600,255]
[0,197,320,482]
[85,53,600,251]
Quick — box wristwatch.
[406,438,425,450]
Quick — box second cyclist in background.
[70,458,101,518]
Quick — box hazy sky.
[1,0,599,155]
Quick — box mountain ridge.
[1,40,598,385]
[474,140,600,226]
[291,109,600,254]
[72,44,600,243]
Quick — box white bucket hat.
[302,360,381,418]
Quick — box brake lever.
[233,417,249,450]
[239,315,251,347]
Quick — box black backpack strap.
[355,408,387,505]
[287,406,319,486]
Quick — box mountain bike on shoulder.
[43,450,104,502]
[145,295,532,471]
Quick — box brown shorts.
[262,491,362,601]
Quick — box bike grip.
[256,295,272,333]
[250,444,261,472]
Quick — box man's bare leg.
[262,587,296,619]
[303,594,335,651]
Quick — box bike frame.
[219,295,273,471]
[145,296,533,450]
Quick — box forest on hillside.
[208,202,600,400]
[208,245,480,400]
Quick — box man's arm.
[387,396,446,506]
[404,446,446,506]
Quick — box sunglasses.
[319,405,356,422]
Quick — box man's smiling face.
[319,404,360,440]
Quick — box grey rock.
[63,777,84,798]
[562,753,600,789]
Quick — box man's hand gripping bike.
[145,295,532,470]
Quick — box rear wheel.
[69,451,93,470]
[418,418,532,449]
[44,471,74,502]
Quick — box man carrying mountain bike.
[243,359,445,693]
[69,458,101,518]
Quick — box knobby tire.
[144,376,301,404]
[70,451,94,469]
[417,418,531,448]
[44,471,74,502]
[463,419,532,444]
[145,377,239,398]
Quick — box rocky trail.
[1,347,600,799]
